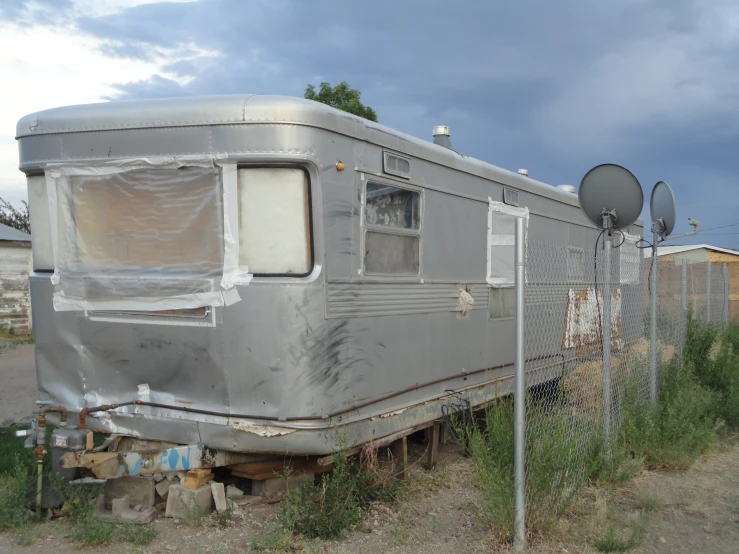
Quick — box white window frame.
[486,198,529,288]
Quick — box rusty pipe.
[40,405,67,426]
[79,404,122,430]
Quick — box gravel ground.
[0,343,36,426]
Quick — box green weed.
[593,518,647,552]
[454,396,589,542]
[70,517,116,546]
[120,522,158,545]
[0,458,31,531]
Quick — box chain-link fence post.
[682,259,687,313]
[706,263,712,323]
[723,263,729,324]
[601,223,613,447]
[649,233,658,402]
[513,216,526,551]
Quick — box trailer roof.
[16,94,587,212]
[0,223,31,242]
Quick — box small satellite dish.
[650,181,676,238]
[578,164,643,230]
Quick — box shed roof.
[645,244,739,259]
[0,223,31,242]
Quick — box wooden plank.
[228,457,330,478]
[391,436,408,480]
[184,468,213,489]
[426,423,440,470]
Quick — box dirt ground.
[0,345,737,553]
[0,342,37,427]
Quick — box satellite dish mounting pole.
[601,210,615,446]
[649,220,663,403]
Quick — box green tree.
[0,198,30,234]
[304,81,378,122]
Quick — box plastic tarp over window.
[45,158,251,312]
[486,199,529,287]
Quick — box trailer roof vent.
[433,125,452,149]
[518,169,529,177]
[557,184,576,194]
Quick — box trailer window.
[489,287,515,319]
[62,166,223,272]
[365,182,419,230]
[238,168,312,275]
[364,181,421,275]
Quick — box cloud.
[2,0,739,246]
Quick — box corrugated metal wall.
[0,243,32,335]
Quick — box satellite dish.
[650,181,676,238]
[578,164,643,230]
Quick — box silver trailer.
[16,95,643,477]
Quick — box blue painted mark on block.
[181,447,191,470]
[168,449,180,470]
[130,457,142,476]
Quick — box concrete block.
[225,485,244,499]
[155,476,175,500]
[211,482,229,513]
[111,495,157,524]
[104,477,155,509]
[251,473,313,498]
[164,484,213,519]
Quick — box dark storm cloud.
[32,0,739,243]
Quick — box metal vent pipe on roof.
[433,125,452,149]
[557,184,576,193]
[518,169,529,177]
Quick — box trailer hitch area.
[59,443,259,480]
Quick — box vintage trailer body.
[16,95,644,458]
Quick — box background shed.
[648,244,739,323]
[0,223,32,336]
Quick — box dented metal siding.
[0,243,32,335]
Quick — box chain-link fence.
[514,233,730,548]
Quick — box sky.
[2,0,739,246]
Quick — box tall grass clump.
[619,358,716,469]
[685,318,739,430]
[256,438,401,545]
[0,459,31,531]
[456,396,588,542]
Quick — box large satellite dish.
[650,181,676,238]
[578,164,643,230]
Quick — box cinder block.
[211,482,229,513]
[155,476,176,500]
[104,477,156,509]
[225,485,244,499]
[111,495,157,524]
[164,484,213,519]
[251,473,313,498]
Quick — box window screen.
[365,182,420,230]
[238,167,312,275]
[364,231,419,275]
